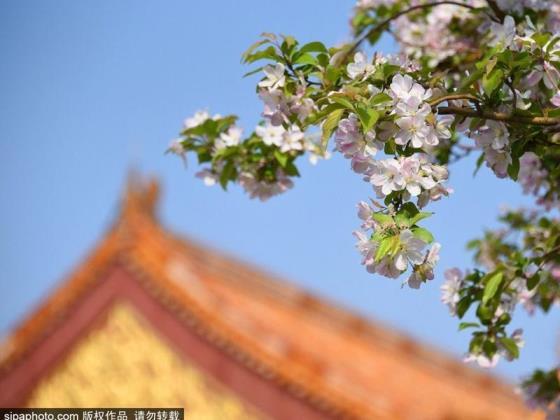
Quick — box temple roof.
[0,174,531,419]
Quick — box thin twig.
[428,93,481,107]
[505,78,517,115]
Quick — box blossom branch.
[343,1,496,63]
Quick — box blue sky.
[1,0,558,382]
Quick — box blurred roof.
[0,174,531,419]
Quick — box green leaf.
[375,235,400,262]
[324,66,340,84]
[482,68,504,97]
[241,38,271,63]
[329,95,355,110]
[274,150,289,168]
[369,92,392,106]
[293,53,318,66]
[409,212,432,226]
[411,227,434,244]
[507,156,520,180]
[482,271,504,304]
[372,212,393,225]
[298,41,328,54]
[283,160,300,177]
[527,272,540,291]
[473,153,485,176]
[219,160,236,190]
[242,66,264,78]
[458,322,480,331]
[244,46,281,64]
[395,203,427,227]
[355,106,379,134]
[321,108,345,149]
[460,67,484,90]
[456,296,472,319]
[500,337,520,359]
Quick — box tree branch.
[437,106,560,126]
[428,93,480,107]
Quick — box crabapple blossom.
[256,123,285,147]
[518,152,547,196]
[215,126,242,150]
[238,170,293,201]
[389,74,432,105]
[441,268,463,315]
[195,169,219,186]
[346,52,374,80]
[335,114,381,171]
[464,329,524,368]
[279,125,305,153]
[488,16,517,49]
[369,159,405,196]
[407,243,441,289]
[551,91,560,107]
[183,110,210,129]
[258,63,286,90]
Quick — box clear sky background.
[1,0,558,382]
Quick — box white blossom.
[256,123,285,147]
[183,110,210,129]
[389,74,432,104]
[369,159,405,196]
[394,229,427,271]
[347,52,374,80]
[168,138,187,165]
[215,126,242,150]
[408,243,441,289]
[258,63,286,90]
[238,170,293,201]
[334,114,381,173]
[195,169,219,186]
[489,16,517,49]
[280,125,305,152]
[441,268,463,315]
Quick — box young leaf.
[482,271,504,304]
[527,272,540,291]
[411,227,434,244]
[458,322,480,331]
[329,95,355,110]
[321,109,345,149]
[355,105,379,134]
[274,150,289,168]
[482,68,504,97]
[456,296,472,319]
[372,212,393,225]
[500,337,520,359]
[375,235,400,262]
[299,41,328,54]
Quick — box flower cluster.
[464,328,524,368]
[518,152,560,210]
[354,200,441,288]
[468,121,511,178]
